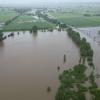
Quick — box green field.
[3,15,56,31]
[50,12,100,27]
[0,11,18,23]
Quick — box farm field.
[3,15,56,31]
[50,12,100,27]
[0,10,18,23]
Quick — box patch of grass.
[0,11,18,23]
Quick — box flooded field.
[78,27,100,44]
[78,27,100,87]
[0,30,79,100]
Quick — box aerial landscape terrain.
[0,0,100,100]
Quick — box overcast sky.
[0,0,100,4]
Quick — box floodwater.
[78,27,100,87]
[78,27,100,43]
[0,30,79,100]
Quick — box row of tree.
[56,27,100,100]
[67,27,94,66]
[66,27,100,100]
[5,15,19,26]
[36,10,67,29]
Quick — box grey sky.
[0,0,100,4]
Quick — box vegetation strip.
[55,27,100,100]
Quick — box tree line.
[36,10,67,29]
[56,27,100,100]
[5,15,19,26]
[67,27,94,67]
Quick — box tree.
[59,23,67,28]
[32,26,38,33]
[0,30,3,41]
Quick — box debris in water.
[57,66,60,70]
[63,54,66,63]
[47,86,51,92]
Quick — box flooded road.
[0,30,79,100]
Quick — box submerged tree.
[32,25,38,33]
[47,86,51,92]
[63,54,66,63]
[0,30,3,41]
[59,23,67,29]
[57,66,60,70]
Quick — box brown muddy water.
[0,30,79,100]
